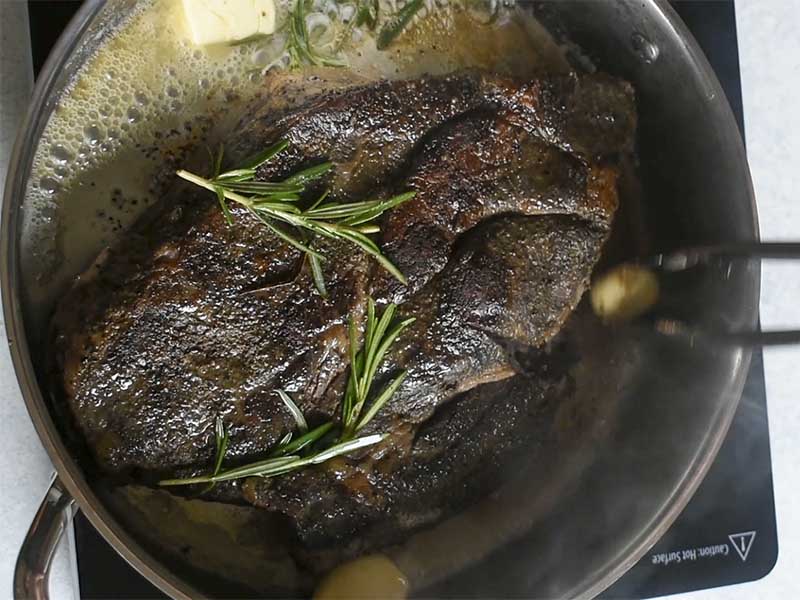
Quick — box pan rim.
[563,1,758,596]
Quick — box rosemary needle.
[276,389,308,433]
[198,416,229,493]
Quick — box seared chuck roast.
[51,71,635,563]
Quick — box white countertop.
[1,1,799,599]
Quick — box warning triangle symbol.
[728,531,757,561]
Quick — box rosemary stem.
[177,170,254,209]
[177,169,310,228]
[160,474,215,486]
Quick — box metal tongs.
[594,242,800,347]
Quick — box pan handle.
[14,476,76,600]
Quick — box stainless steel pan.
[4,1,758,598]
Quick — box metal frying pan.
[4,0,758,598]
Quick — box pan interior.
[5,0,757,597]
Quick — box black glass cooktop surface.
[28,1,777,597]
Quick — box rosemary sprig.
[158,301,413,487]
[159,434,386,486]
[377,0,424,50]
[177,143,414,293]
[287,0,346,68]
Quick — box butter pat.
[181,0,277,46]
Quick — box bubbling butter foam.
[30,0,263,195]
[24,0,284,313]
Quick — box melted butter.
[389,8,570,78]
[23,0,268,317]
[22,0,568,321]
